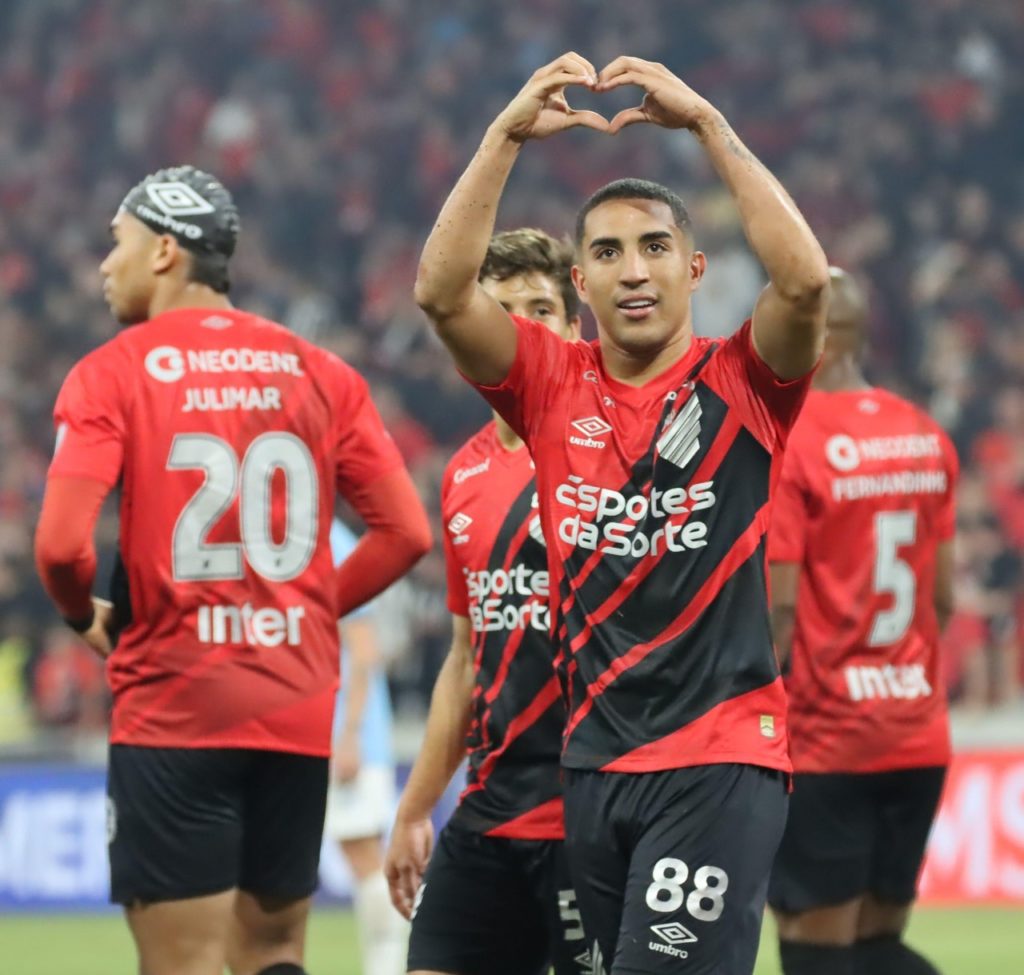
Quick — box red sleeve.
[49,347,130,486]
[468,315,572,445]
[332,363,406,496]
[937,431,960,541]
[767,442,811,564]
[34,475,111,620]
[716,321,816,451]
[334,468,432,618]
[440,467,469,616]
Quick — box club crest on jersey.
[570,416,612,449]
[657,392,702,468]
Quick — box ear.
[152,234,180,276]
[689,250,708,291]
[571,264,589,305]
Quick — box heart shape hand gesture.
[494,53,719,143]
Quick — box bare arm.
[332,616,376,783]
[599,58,830,379]
[770,561,800,669]
[385,615,475,917]
[414,53,606,385]
[933,540,954,635]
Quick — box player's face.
[572,198,706,356]
[481,272,580,340]
[100,211,159,325]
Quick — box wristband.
[63,609,95,633]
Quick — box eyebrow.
[589,230,674,250]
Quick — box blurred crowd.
[1,0,1021,748]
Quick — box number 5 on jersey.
[168,432,318,582]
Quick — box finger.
[545,51,598,85]
[608,107,650,134]
[566,110,612,134]
[596,70,648,93]
[598,56,650,84]
[559,50,599,84]
[531,69,597,98]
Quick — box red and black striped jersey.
[442,422,565,839]
[471,316,812,774]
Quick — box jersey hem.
[563,751,794,775]
[108,734,331,758]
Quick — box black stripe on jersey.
[560,381,732,618]
[562,539,775,765]
[562,420,773,744]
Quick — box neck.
[600,323,693,387]
[814,355,870,392]
[149,281,233,320]
[493,413,524,451]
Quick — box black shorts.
[563,764,788,975]
[407,822,586,975]
[107,744,328,905]
[768,766,946,914]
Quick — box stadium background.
[0,0,1021,971]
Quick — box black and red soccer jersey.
[768,388,958,773]
[49,308,404,755]
[442,422,565,839]
[471,316,811,774]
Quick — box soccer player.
[767,269,958,975]
[34,166,432,975]
[325,518,407,975]
[413,53,830,975]
[385,228,587,975]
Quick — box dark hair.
[574,178,693,245]
[480,228,579,319]
[186,250,231,294]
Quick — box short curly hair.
[480,228,579,320]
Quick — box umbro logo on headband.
[145,181,216,217]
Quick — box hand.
[332,731,361,784]
[81,597,115,659]
[596,57,719,135]
[493,52,609,143]
[384,816,434,919]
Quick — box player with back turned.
[385,228,587,975]
[34,166,432,975]
[767,269,958,975]
[413,53,830,975]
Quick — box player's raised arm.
[598,57,830,380]
[385,616,475,918]
[414,53,606,385]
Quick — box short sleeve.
[332,363,405,496]
[714,321,815,451]
[440,466,469,617]
[937,432,960,542]
[767,441,811,564]
[49,346,129,486]
[468,315,572,445]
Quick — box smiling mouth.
[617,297,658,320]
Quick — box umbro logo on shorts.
[145,181,217,216]
[650,921,698,945]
